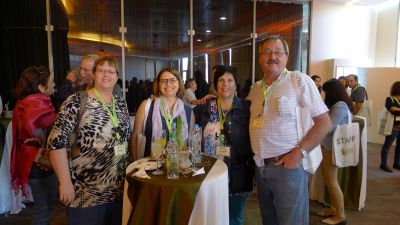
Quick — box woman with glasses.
[197,65,254,225]
[47,56,131,225]
[11,66,57,225]
[131,67,194,160]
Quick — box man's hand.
[276,148,303,169]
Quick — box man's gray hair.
[81,54,100,63]
[259,35,289,56]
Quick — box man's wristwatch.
[300,149,308,158]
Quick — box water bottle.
[166,123,179,179]
[191,124,202,164]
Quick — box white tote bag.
[136,98,152,160]
[290,72,322,174]
[356,98,372,127]
[377,100,394,136]
[296,107,323,174]
[332,110,360,168]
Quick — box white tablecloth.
[122,159,229,225]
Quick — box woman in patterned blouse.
[47,56,131,225]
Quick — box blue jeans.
[255,164,308,225]
[380,129,400,167]
[29,173,58,225]
[229,194,248,225]
[67,200,122,225]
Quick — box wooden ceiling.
[64,0,303,58]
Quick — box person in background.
[131,68,194,160]
[347,74,368,115]
[208,65,220,96]
[319,79,352,225]
[48,56,131,225]
[246,35,331,225]
[379,81,400,172]
[55,69,80,110]
[56,54,122,111]
[11,66,57,225]
[311,75,322,93]
[194,70,209,100]
[183,78,215,108]
[199,65,254,225]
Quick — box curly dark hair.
[14,66,50,99]
[213,65,238,91]
[322,78,354,113]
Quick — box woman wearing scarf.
[131,68,194,160]
[197,65,254,225]
[11,66,57,225]
[48,56,131,225]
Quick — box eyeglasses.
[96,68,118,75]
[80,67,92,73]
[259,49,286,57]
[159,78,178,85]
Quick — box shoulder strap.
[290,72,301,104]
[77,91,88,126]
[142,98,152,133]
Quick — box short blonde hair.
[153,68,185,98]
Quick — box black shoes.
[380,165,393,172]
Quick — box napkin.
[192,167,205,176]
[132,165,151,179]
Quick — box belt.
[263,154,285,165]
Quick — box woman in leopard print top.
[47,56,131,225]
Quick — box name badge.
[252,118,265,128]
[216,146,231,157]
[114,142,127,156]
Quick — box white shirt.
[183,88,197,108]
[247,70,328,167]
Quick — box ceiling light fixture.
[196,39,202,42]
[206,30,211,33]
[220,16,227,20]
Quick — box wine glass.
[159,129,167,164]
[151,135,164,175]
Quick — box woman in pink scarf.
[11,66,57,225]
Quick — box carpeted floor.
[1,143,399,225]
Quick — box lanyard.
[351,85,360,94]
[217,98,233,132]
[93,88,120,140]
[392,97,400,105]
[260,69,287,115]
[160,96,174,133]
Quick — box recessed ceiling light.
[206,30,211,33]
[196,39,202,42]
[220,16,227,20]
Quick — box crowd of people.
[5,35,398,225]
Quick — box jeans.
[380,129,400,167]
[229,194,248,225]
[321,147,345,218]
[255,164,308,225]
[67,200,122,225]
[29,173,58,225]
